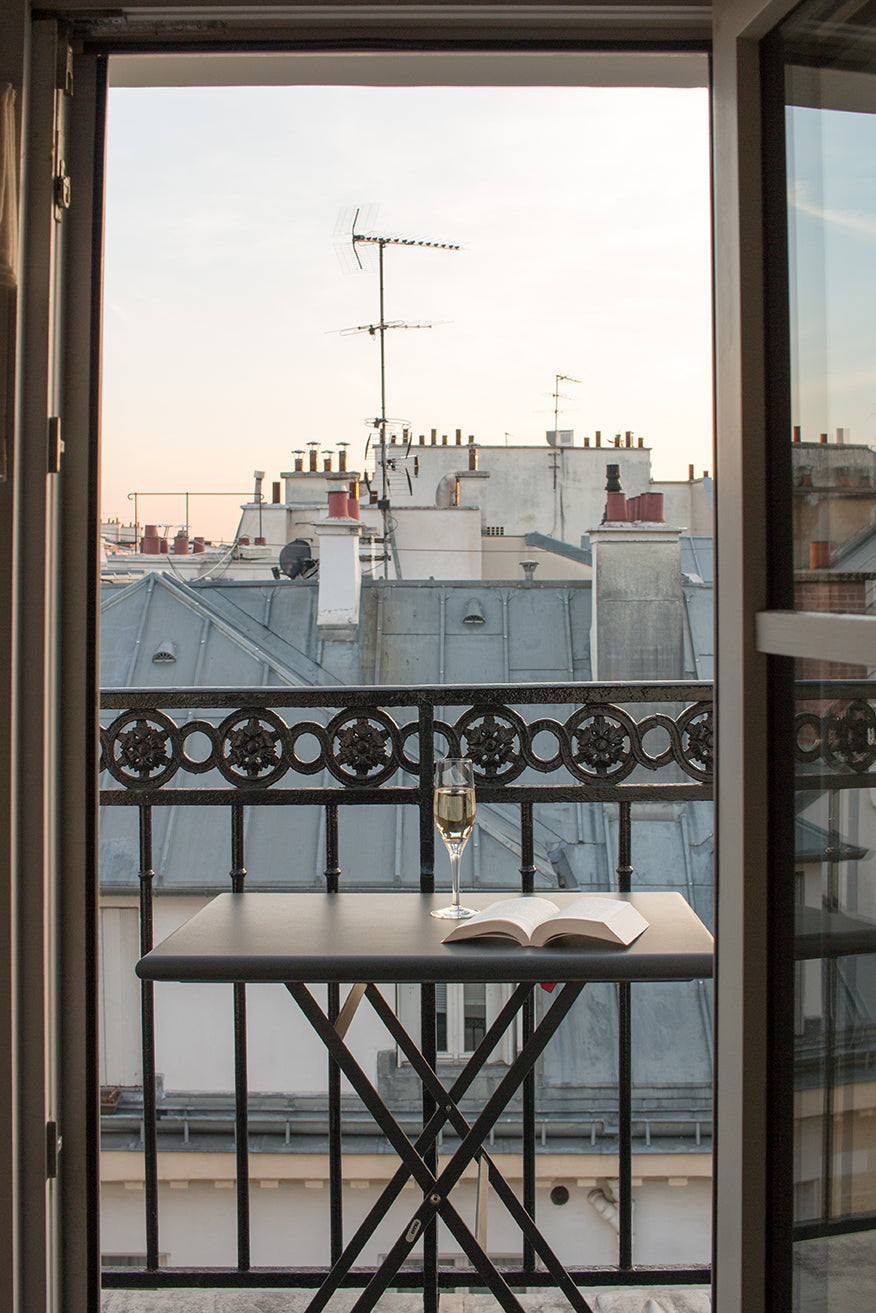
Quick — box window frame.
[5,4,816,1311]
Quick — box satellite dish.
[279,540,317,580]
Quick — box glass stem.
[449,847,461,909]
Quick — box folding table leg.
[303,985,535,1313]
[367,984,596,1313]
[287,984,528,1313]
[349,982,586,1312]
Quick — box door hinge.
[57,41,73,96]
[46,1121,62,1180]
[53,163,71,220]
[48,416,64,474]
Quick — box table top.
[137,891,713,985]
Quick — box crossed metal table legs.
[286,978,596,1313]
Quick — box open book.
[441,895,649,948]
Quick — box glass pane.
[782,0,876,610]
[436,982,448,1053]
[793,657,876,1308]
[462,982,487,1052]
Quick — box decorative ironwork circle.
[794,712,822,764]
[522,718,564,772]
[454,706,528,781]
[324,708,401,786]
[635,713,679,771]
[179,720,221,774]
[822,699,876,774]
[676,704,714,780]
[103,710,182,789]
[287,720,330,775]
[561,705,637,782]
[215,709,290,787]
[397,720,461,774]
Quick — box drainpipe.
[587,1184,620,1232]
[438,590,447,683]
[563,590,574,678]
[374,587,385,686]
[394,805,404,887]
[501,592,510,682]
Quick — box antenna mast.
[345,208,459,578]
[552,373,582,440]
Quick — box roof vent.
[520,560,538,584]
[462,598,486,625]
[152,639,177,664]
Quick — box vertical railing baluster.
[419,701,435,893]
[616,800,633,891]
[617,800,633,1268]
[519,801,535,894]
[327,983,343,1263]
[230,803,250,1270]
[522,991,536,1272]
[138,803,160,1271]
[821,786,841,1221]
[324,803,340,893]
[421,981,438,1313]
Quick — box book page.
[531,896,649,947]
[442,897,559,944]
[555,895,634,923]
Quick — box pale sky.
[787,105,876,445]
[101,82,713,541]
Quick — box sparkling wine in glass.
[432,758,477,920]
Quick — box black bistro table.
[138,890,713,1313]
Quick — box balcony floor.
[101,1288,712,1312]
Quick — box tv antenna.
[551,374,582,440]
[336,206,459,578]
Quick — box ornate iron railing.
[99,681,715,1302]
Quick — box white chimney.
[315,483,362,638]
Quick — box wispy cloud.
[789,181,876,240]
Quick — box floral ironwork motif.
[454,707,528,781]
[102,710,182,789]
[225,718,284,778]
[822,699,876,774]
[682,713,713,773]
[571,713,632,776]
[216,710,290,787]
[464,714,518,773]
[324,709,401,786]
[336,718,391,776]
[117,720,172,777]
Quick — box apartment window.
[397,982,516,1063]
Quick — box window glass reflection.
[784,12,876,610]
[793,657,876,1307]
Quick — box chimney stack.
[347,480,360,520]
[604,464,627,522]
[316,485,363,637]
[308,442,319,471]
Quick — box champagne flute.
[431,758,477,920]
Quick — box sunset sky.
[101,75,713,541]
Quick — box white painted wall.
[100,1165,712,1268]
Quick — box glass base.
[431,904,477,920]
